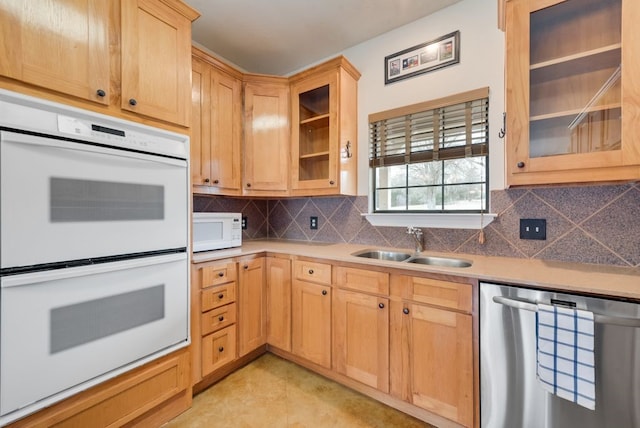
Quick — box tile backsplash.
[194,182,640,268]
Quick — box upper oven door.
[0,130,188,269]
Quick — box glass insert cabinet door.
[505,0,640,186]
[297,84,332,183]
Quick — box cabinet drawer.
[397,276,472,313]
[201,283,237,312]
[201,303,236,336]
[201,325,237,376]
[294,260,332,285]
[200,262,237,288]
[336,266,389,295]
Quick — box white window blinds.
[369,87,489,168]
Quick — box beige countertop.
[192,240,640,300]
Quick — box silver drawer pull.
[492,296,640,328]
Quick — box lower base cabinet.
[291,279,332,368]
[390,275,475,428]
[202,325,237,375]
[7,349,191,428]
[190,255,477,428]
[238,257,267,356]
[333,288,389,392]
[266,256,292,351]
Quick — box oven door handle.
[1,130,186,167]
[492,296,640,328]
[1,252,187,288]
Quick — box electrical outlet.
[242,216,248,230]
[520,218,546,240]
[310,216,318,230]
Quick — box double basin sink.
[352,249,472,268]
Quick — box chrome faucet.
[406,226,423,254]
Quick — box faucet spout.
[406,226,423,254]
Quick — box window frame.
[369,87,489,214]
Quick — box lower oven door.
[0,252,189,421]
[0,130,188,270]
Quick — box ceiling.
[185,0,462,76]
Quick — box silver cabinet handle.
[492,296,640,328]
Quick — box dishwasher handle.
[492,295,640,328]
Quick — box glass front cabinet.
[289,57,360,196]
[505,0,640,186]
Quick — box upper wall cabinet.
[0,0,199,130]
[505,0,640,186]
[191,48,243,194]
[191,54,360,197]
[121,0,197,127]
[289,57,360,196]
[0,0,110,105]
[243,75,290,196]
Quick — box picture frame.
[384,31,460,84]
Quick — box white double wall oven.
[0,90,191,425]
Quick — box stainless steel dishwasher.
[480,282,640,428]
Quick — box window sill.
[363,212,497,229]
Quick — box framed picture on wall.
[384,31,460,84]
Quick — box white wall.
[341,0,505,194]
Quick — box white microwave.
[192,212,242,252]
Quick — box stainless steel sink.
[351,249,472,267]
[406,255,472,268]
[351,249,412,261]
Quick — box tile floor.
[164,353,432,427]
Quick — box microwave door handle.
[492,296,640,328]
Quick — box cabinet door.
[202,325,237,377]
[209,68,242,192]
[333,289,389,392]
[243,79,290,194]
[0,0,110,105]
[121,0,194,126]
[290,60,359,196]
[290,71,339,193]
[391,301,473,427]
[291,279,332,368]
[506,0,640,185]
[266,257,292,352]
[191,57,211,186]
[238,258,266,356]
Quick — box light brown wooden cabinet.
[333,267,390,392]
[243,75,291,196]
[6,349,191,428]
[291,260,332,368]
[238,257,267,356]
[289,57,360,196]
[191,55,359,197]
[333,288,389,393]
[505,0,640,186]
[0,0,199,128]
[121,0,195,126]
[190,255,477,427]
[390,275,474,428]
[266,256,292,352]
[192,260,239,382]
[0,0,110,105]
[191,48,243,193]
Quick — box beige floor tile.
[165,353,432,428]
